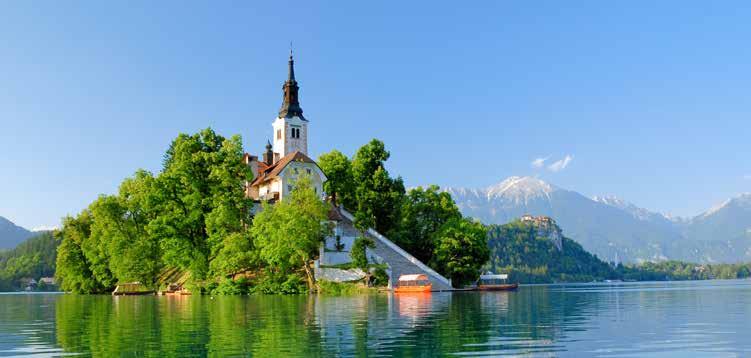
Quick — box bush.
[317,280,371,295]
[210,277,251,295]
[249,270,307,295]
[351,236,375,269]
[280,274,306,294]
[372,267,389,287]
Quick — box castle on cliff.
[521,215,563,250]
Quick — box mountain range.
[0,216,35,250]
[445,176,751,264]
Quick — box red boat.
[477,274,518,291]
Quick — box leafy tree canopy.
[317,150,354,207]
[56,212,111,293]
[251,175,332,290]
[147,128,252,280]
[350,139,405,235]
[394,185,462,264]
[431,217,489,287]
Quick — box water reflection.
[0,280,749,357]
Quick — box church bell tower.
[272,51,308,160]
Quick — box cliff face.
[520,215,562,250]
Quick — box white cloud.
[548,155,573,172]
[530,157,548,169]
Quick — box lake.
[0,280,749,357]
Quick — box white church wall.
[278,161,325,201]
[272,115,308,157]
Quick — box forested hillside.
[485,220,617,283]
[0,232,57,290]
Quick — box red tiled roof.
[249,151,318,187]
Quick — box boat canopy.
[398,274,429,281]
[480,274,508,280]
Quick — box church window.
[276,129,281,140]
[306,168,311,175]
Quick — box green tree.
[56,213,110,293]
[210,231,256,279]
[78,200,117,289]
[431,218,489,287]
[317,149,354,206]
[147,128,253,281]
[88,170,161,287]
[350,236,376,284]
[350,139,405,235]
[394,185,462,264]
[251,176,331,290]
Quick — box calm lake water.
[0,280,750,357]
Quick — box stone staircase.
[338,208,453,291]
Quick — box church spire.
[279,50,304,119]
[287,48,295,81]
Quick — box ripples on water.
[0,280,749,357]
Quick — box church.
[243,53,327,203]
[241,52,454,291]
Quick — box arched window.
[290,127,300,139]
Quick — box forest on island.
[49,128,488,294]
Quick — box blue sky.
[1,2,750,229]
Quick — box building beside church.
[244,53,326,203]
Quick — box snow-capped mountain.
[592,195,668,223]
[682,193,751,260]
[485,176,556,202]
[445,177,751,263]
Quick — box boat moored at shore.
[394,274,432,293]
[477,274,518,291]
